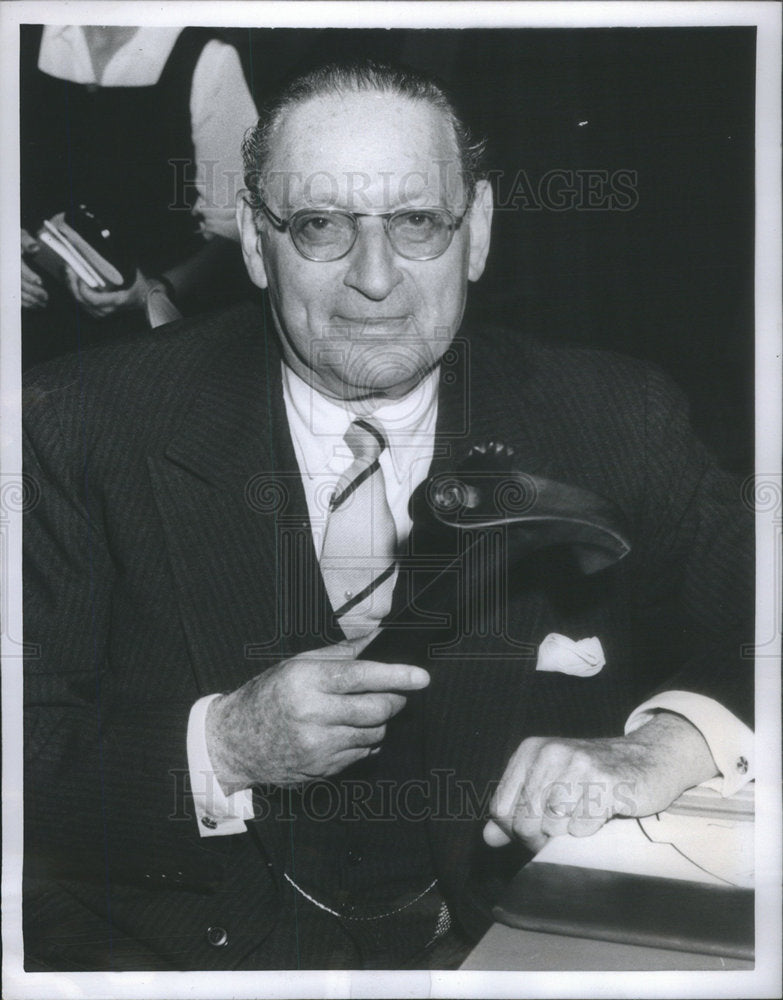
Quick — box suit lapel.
[148,326,338,698]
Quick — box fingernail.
[408,668,430,686]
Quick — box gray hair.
[242,59,486,218]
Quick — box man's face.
[238,90,493,402]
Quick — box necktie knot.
[330,419,387,512]
[344,418,386,463]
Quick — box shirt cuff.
[625,690,754,797]
[187,694,254,837]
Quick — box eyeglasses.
[256,198,467,262]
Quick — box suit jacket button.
[736,756,749,774]
[201,815,218,830]
[207,926,229,947]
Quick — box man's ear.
[236,191,269,290]
[467,178,493,283]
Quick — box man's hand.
[483,712,718,853]
[205,643,430,793]
[64,266,152,318]
[21,229,48,310]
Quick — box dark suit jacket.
[22,300,753,969]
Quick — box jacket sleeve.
[627,365,754,728]
[23,388,230,891]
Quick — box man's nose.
[342,219,403,300]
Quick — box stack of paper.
[526,782,754,887]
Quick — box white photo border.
[2,3,780,998]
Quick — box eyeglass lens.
[290,209,454,261]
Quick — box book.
[32,206,135,290]
[39,219,106,288]
[55,215,125,287]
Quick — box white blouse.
[38,26,258,241]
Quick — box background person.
[20,24,258,369]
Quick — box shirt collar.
[281,362,439,479]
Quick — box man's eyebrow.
[287,193,456,214]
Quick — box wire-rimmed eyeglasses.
[256,198,467,262]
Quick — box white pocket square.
[536,633,605,677]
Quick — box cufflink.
[201,815,218,830]
[735,756,749,774]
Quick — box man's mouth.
[332,315,410,329]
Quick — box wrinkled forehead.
[263,90,466,212]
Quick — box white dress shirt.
[189,362,753,836]
[38,26,257,240]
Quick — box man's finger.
[567,813,607,838]
[509,741,590,841]
[328,691,408,727]
[489,738,542,835]
[483,819,547,854]
[482,818,512,847]
[330,744,385,773]
[321,660,429,695]
[565,778,616,837]
[341,723,387,749]
[538,777,579,837]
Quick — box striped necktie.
[320,418,398,640]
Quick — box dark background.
[220,26,755,473]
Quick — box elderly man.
[23,60,753,971]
